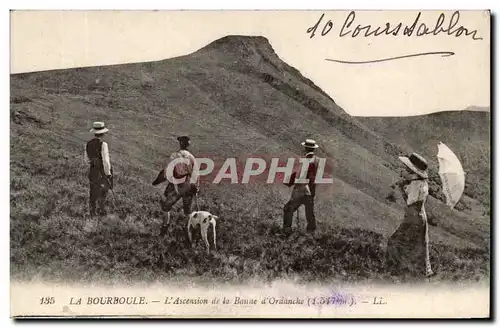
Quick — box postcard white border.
[4,0,498,326]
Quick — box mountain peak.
[198,35,275,57]
[204,35,272,48]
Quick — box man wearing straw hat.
[152,135,199,235]
[282,138,321,236]
[85,121,113,217]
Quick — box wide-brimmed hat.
[89,121,109,134]
[398,153,428,179]
[301,138,319,149]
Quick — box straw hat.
[398,153,429,179]
[301,138,319,149]
[89,121,109,134]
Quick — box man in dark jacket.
[85,121,113,217]
[282,139,320,235]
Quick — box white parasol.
[437,142,466,208]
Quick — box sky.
[10,10,490,116]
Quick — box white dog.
[187,211,218,253]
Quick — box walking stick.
[109,188,118,209]
[107,176,118,211]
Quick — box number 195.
[40,297,55,305]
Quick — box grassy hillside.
[10,35,490,285]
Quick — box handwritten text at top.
[306,11,483,41]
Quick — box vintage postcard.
[10,9,491,318]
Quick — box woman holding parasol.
[386,142,465,278]
[386,152,434,278]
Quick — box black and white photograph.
[9,9,491,318]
